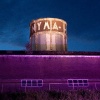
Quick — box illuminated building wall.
[0,53,100,91]
[30,18,67,51]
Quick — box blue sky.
[0,0,100,51]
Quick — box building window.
[21,79,43,87]
[68,79,89,87]
[32,80,37,86]
[27,80,31,86]
[21,80,26,87]
[83,80,88,86]
[38,80,43,87]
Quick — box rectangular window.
[73,80,78,83]
[84,83,88,86]
[68,80,73,87]
[83,80,87,83]
[68,80,72,83]
[83,79,88,86]
[38,80,43,87]
[21,79,43,87]
[78,80,83,83]
[79,83,83,87]
[21,80,26,87]
[74,84,78,86]
[27,80,31,86]
[32,80,37,86]
[67,79,89,87]
[68,84,73,87]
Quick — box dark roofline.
[0,50,100,55]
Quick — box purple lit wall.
[0,55,100,79]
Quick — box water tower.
[30,18,67,51]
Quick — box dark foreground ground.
[0,50,100,55]
[0,89,100,100]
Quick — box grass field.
[0,89,100,100]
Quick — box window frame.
[21,79,43,87]
[67,79,89,87]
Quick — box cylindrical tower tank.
[30,18,67,51]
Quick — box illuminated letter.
[43,22,50,30]
[53,22,58,30]
[37,22,41,30]
[32,24,36,32]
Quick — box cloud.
[68,36,100,52]
[0,42,25,50]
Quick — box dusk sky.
[0,0,100,51]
